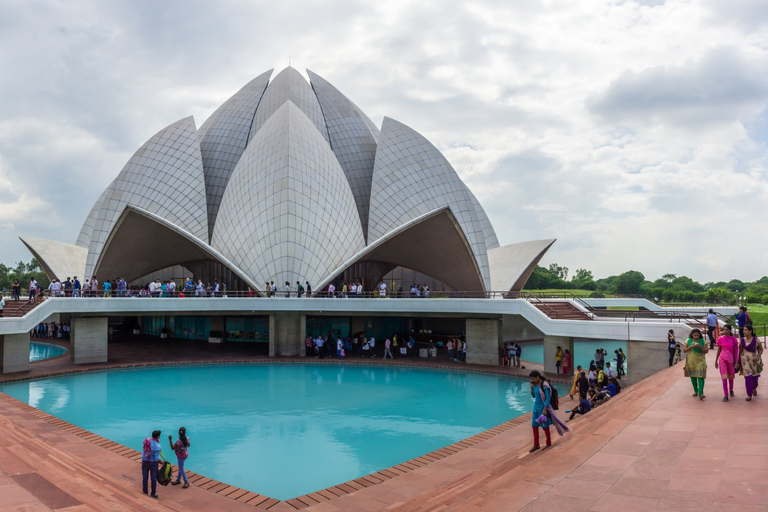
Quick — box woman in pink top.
[715,324,739,401]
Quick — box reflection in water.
[28,380,71,414]
[0,364,567,500]
[29,342,67,362]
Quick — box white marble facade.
[26,67,553,292]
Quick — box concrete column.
[0,333,30,374]
[71,317,108,364]
[269,315,275,357]
[299,314,307,357]
[270,312,302,356]
[626,340,669,385]
[465,318,501,366]
[543,335,573,376]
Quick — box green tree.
[548,263,569,281]
[613,270,646,295]
[572,268,593,281]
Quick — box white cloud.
[0,0,766,283]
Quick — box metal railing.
[4,289,520,300]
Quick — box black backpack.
[549,384,560,410]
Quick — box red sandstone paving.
[1,346,767,510]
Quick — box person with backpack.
[168,427,191,488]
[142,430,162,498]
[528,370,569,452]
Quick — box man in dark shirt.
[568,395,592,421]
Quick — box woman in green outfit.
[684,328,708,399]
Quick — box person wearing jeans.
[141,430,162,498]
[169,427,191,488]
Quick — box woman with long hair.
[739,324,763,401]
[528,370,569,452]
[683,328,708,399]
[168,427,191,488]
[715,324,739,401]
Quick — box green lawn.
[526,289,602,297]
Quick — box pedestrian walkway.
[0,349,763,511]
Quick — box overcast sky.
[0,0,766,283]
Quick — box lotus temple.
[20,66,553,298]
[2,67,689,386]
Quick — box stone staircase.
[533,300,592,321]
[2,300,41,318]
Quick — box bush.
[589,292,605,298]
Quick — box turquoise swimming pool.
[0,363,567,500]
[29,342,68,362]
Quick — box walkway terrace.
[0,348,764,511]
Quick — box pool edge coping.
[0,358,572,510]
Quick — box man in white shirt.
[378,281,387,298]
[368,337,376,357]
[316,337,324,359]
[605,362,618,379]
[90,277,98,297]
[148,281,157,296]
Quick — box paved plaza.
[0,346,765,511]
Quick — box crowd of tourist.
[304,333,467,361]
[502,343,522,367]
[31,321,70,339]
[8,275,445,300]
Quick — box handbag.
[157,453,173,486]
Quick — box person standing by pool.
[568,365,583,399]
[715,324,738,401]
[739,324,763,401]
[667,329,677,366]
[141,430,162,498]
[683,329,708,400]
[594,348,604,370]
[515,343,522,367]
[384,337,394,359]
[169,427,190,488]
[562,349,571,376]
[528,370,569,452]
[555,346,563,374]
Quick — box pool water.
[0,364,567,500]
[519,340,628,372]
[29,342,68,362]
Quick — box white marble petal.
[212,101,365,288]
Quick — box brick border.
[0,358,570,510]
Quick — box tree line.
[524,264,768,304]
[0,260,50,292]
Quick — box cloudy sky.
[0,0,766,283]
